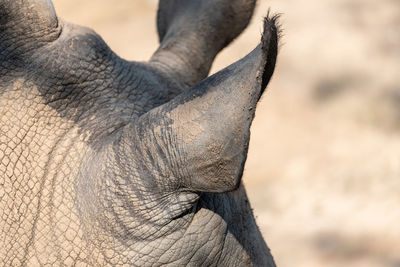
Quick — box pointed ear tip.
[257,11,281,93]
[262,12,283,45]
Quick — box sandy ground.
[52,1,400,266]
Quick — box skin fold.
[0,0,279,266]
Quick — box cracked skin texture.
[0,0,278,266]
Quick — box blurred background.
[52,1,400,266]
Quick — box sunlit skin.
[0,0,279,265]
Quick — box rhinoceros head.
[0,0,279,265]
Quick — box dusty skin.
[1,0,399,266]
[52,0,398,266]
[1,0,278,266]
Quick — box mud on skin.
[0,0,279,266]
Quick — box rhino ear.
[124,16,279,193]
[151,0,257,88]
[0,0,60,54]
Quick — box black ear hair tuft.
[259,11,281,95]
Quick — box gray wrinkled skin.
[0,0,279,266]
